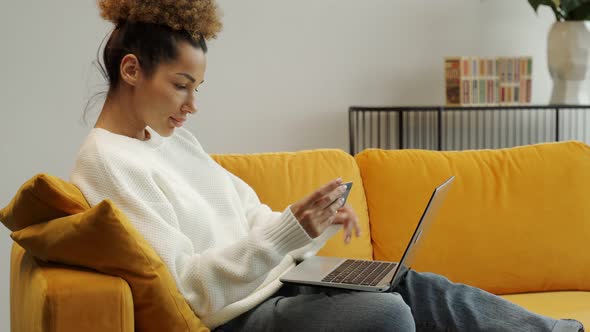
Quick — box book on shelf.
[445,56,532,107]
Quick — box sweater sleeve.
[70,143,313,317]
[221,169,285,231]
[222,168,336,261]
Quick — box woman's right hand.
[289,178,348,238]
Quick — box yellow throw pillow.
[212,149,373,260]
[0,174,89,231]
[11,199,209,332]
[2,174,209,331]
[355,140,590,295]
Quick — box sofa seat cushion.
[501,291,590,328]
[212,149,373,260]
[355,141,590,295]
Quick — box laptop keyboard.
[321,259,397,286]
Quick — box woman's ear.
[119,54,141,86]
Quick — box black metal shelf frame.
[348,105,590,154]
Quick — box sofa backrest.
[355,141,590,295]
[212,149,373,260]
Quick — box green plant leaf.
[567,2,590,19]
[561,0,587,15]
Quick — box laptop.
[280,176,455,292]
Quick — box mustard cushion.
[501,292,590,328]
[212,149,373,260]
[355,141,590,295]
[0,174,89,231]
[3,174,209,332]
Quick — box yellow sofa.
[7,141,590,331]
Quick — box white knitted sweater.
[70,127,332,328]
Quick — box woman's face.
[134,41,207,137]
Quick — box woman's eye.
[175,83,199,93]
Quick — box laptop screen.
[389,176,455,288]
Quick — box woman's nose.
[182,99,198,114]
[182,105,196,114]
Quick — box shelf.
[349,105,590,154]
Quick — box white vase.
[547,21,590,105]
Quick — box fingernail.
[335,177,342,183]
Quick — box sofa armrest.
[10,243,134,332]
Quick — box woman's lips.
[170,117,185,128]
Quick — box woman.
[71,1,584,331]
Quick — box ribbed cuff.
[552,319,584,332]
[260,206,312,256]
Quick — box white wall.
[0,0,554,329]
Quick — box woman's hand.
[290,178,361,243]
[333,203,361,244]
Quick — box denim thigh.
[217,284,415,332]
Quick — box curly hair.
[98,0,222,41]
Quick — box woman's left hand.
[332,203,361,244]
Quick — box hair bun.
[98,0,222,40]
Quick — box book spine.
[473,77,478,105]
[508,58,513,105]
[487,58,493,105]
[445,57,462,106]
[518,57,527,104]
[494,57,499,105]
[462,57,470,105]
[472,57,477,105]
[526,57,532,103]
[498,57,505,105]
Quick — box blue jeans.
[215,270,584,331]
